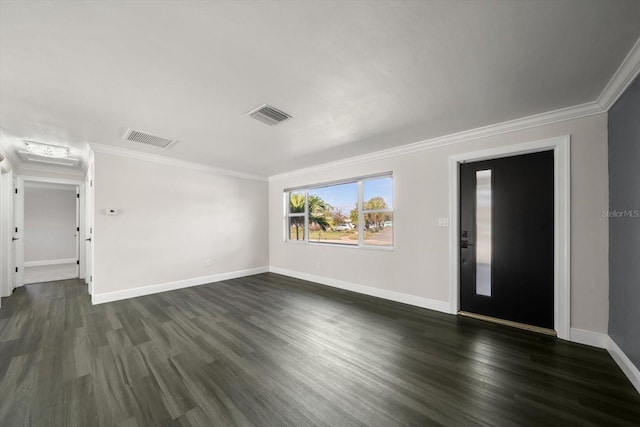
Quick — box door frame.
[18,175,86,287]
[448,135,571,340]
[13,176,24,288]
[84,153,94,296]
[0,165,14,299]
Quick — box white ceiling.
[1,0,639,177]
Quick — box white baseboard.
[24,258,76,267]
[269,266,451,314]
[91,266,269,305]
[607,337,640,394]
[569,329,639,394]
[570,328,608,348]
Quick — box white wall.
[269,113,609,334]
[24,183,77,262]
[92,152,269,299]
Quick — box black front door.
[459,151,554,329]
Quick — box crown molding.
[89,143,267,182]
[269,36,640,183]
[269,101,604,182]
[598,36,640,111]
[0,148,18,173]
[0,133,21,171]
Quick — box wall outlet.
[438,217,449,227]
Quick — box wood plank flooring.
[1,273,639,426]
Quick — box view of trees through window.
[286,175,393,247]
[288,192,305,241]
[362,176,393,246]
[309,182,358,245]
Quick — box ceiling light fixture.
[24,140,70,158]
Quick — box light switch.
[438,217,449,227]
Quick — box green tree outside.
[289,193,333,240]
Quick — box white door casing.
[12,175,24,288]
[78,183,86,280]
[0,167,12,299]
[448,135,571,340]
[74,186,80,278]
[85,156,94,295]
[18,176,86,286]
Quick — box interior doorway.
[22,181,80,284]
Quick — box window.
[309,182,358,245]
[288,191,306,241]
[362,176,393,246]
[285,173,393,248]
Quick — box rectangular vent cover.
[247,104,291,126]
[123,129,178,148]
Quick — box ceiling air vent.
[123,129,178,149]
[247,104,292,126]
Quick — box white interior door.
[12,175,24,288]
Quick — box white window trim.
[285,173,394,249]
[285,190,307,242]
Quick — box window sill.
[285,240,394,251]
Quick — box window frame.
[284,172,394,249]
[286,190,308,243]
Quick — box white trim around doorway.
[448,135,571,340]
[19,175,86,287]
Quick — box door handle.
[85,238,92,242]
[461,240,474,249]
[12,237,20,241]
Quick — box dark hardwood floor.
[1,273,639,426]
